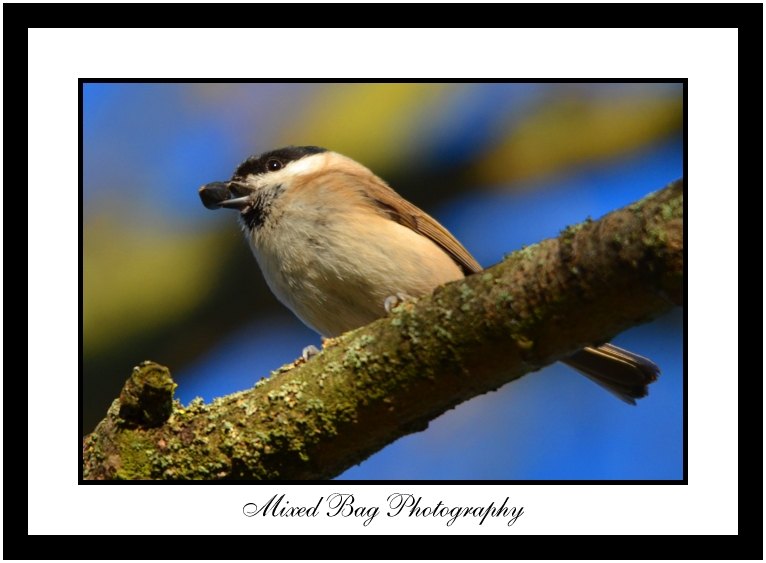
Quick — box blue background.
[83,83,684,480]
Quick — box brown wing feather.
[362,177,483,275]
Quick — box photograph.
[81,82,684,481]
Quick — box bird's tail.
[563,343,660,405]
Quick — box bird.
[199,146,659,404]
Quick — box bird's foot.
[301,345,321,362]
[384,292,414,314]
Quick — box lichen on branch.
[83,179,684,480]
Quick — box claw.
[301,345,321,362]
[384,292,414,314]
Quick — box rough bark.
[83,179,684,480]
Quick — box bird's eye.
[266,159,283,172]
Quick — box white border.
[27,28,737,535]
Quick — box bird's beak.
[198,181,251,211]
[217,196,251,209]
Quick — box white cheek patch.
[284,153,327,176]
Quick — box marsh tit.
[199,146,658,403]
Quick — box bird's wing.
[363,178,483,275]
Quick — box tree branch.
[83,179,683,480]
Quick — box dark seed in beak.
[198,182,232,210]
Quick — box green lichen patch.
[113,430,155,480]
[657,193,683,222]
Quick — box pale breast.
[249,206,464,337]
